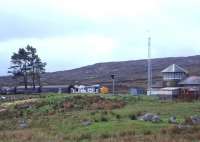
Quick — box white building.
[148,64,188,98]
[71,84,100,94]
[161,64,188,87]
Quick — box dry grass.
[0,129,63,142]
[1,123,200,142]
[94,134,198,142]
[0,130,34,142]
[1,98,39,108]
[1,95,200,142]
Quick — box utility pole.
[147,32,152,96]
[111,74,115,95]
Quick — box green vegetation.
[8,45,46,89]
[1,94,200,142]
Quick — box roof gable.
[161,64,188,73]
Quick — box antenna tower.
[148,34,152,95]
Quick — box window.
[87,88,94,93]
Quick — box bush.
[39,105,52,114]
[116,114,121,119]
[101,117,108,122]
[119,130,136,137]
[25,108,34,116]
[79,133,92,140]
[161,128,167,134]
[100,133,111,139]
[136,111,145,116]
[102,111,108,115]
[144,130,152,135]
[90,111,96,115]
[129,114,137,120]
[109,111,116,116]
[184,117,193,125]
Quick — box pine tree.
[35,57,46,87]
[26,45,38,89]
[9,48,30,90]
[9,45,46,92]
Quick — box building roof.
[161,64,188,74]
[17,85,69,89]
[161,87,181,90]
[179,76,200,85]
[74,84,100,89]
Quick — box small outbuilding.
[158,87,180,100]
[179,76,200,87]
[71,84,100,94]
[129,87,145,96]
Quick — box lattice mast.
[147,35,152,95]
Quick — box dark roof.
[42,85,69,88]
[17,85,69,89]
[129,87,145,90]
[179,76,200,85]
[161,64,188,73]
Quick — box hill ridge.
[1,55,200,93]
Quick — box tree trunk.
[24,63,28,91]
[38,75,41,87]
[38,75,41,93]
[24,74,27,90]
[32,67,36,90]
[33,77,35,89]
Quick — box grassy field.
[0,94,200,142]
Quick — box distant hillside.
[1,55,200,93]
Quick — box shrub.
[90,111,96,116]
[144,130,152,135]
[119,130,136,137]
[79,133,92,140]
[109,111,116,116]
[136,111,145,116]
[39,105,52,114]
[0,110,18,120]
[161,128,167,134]
[102,111,108,115]
[116,114,121,119]
[101,117,108,122]
[166,125,200,135]
[184,117,193,125]
[100,133,110,139]
[25,108,34,116]
[129,114,137,120]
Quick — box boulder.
[139,113,154,121]
[19,119,28,129]
[81,120,92,126]
[138,113,161,122]
[152,115,161,123]
[177,124,192,129]
[169,116,177,124]
[190,116,200,125]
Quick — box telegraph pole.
[111,74,115,95]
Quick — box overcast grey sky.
[0,0,200,75]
